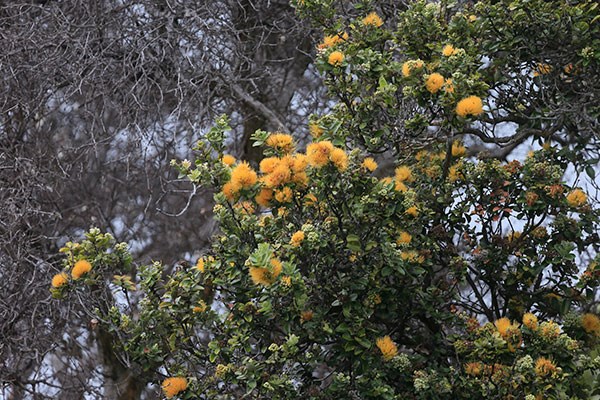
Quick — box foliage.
[54,0,600,399]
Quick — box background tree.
[0,0,322,398]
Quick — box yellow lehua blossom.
[535,357,557,377]
[330,147,348,171]
[306,141,334,167]
[281,276,292,286]
[522,313,538,330]
[400,250,424,263]
[266,133,295,153]
[328,51,344,66]
[290,230,305,247]
[318,32,348,49]
[361,157,378,172]
[275,186,293,203]
[193,300,207,313]
[291,154,308,172]
[533,63,552,77]
[444,78,455,93]
[309,123,324,138]
[301,310,314,322]
[161,377,188,399]
[456,96,484,117]
[442,44,457,56]
[425,73,445,94]
[230,162,258,189]
[260,157,280,174]
[397,231,412,245]
[448,163,463,182]
[394,180,408,192]
[362,12,383,27]
[380,177,393,186]
[451,141,466,157]
[566,188,587,207]
[540,321,560,339]
[464,362,483,376]
[581,313,600,336]
[494,317,513,337]
[401,59,425,77]
[72,260,92,280]
[51,272,69,288]
[222,181,240,201]
[264,163,292,187]
[222,154,236,166]
[376,335,398,360]
[196,257,205,272]
[468,14,477,22]
[255,188,273,207]
[249,258,283,286]
[304,193,318,206]
[395,166,412,182]
[405,206,418,217]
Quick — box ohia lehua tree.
[52,0,600,398]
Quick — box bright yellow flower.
[494,317,513,337]
[362,12,383,27]
[442,44,456,56]
[451,141,466,157]
[275,187,293,203]
[259,157,280,174]
[540,321,560,339]
[304,193,318,206]
[230,162,258,189]
[376,335,398,360]
[464,362,483,376]
[533,63,552,77]
[448,163,463,182]
[196,257,205,272]
[330,147,348,171]
[401,59,425,77]
[397,231,412,245]
[51,272,69,288]
[306,141,334,167]
[425,73,445,94]
[249,258,283,286]
[290,230,305,247]
[222,181,240,201]
[522,313,538,330]
[291,154,309,173]
[535,357,557,377]
[71,260,92,280]
[581,313,600,336]
[444,78,455,93]
[405,206,418,217]
[266,133,295,153]
[193,300,207,313]
[394,180,408,192]
[264,163,292,187]
[162,377,188,399]
[328,51,344,66]
[318,32,348,49]
[395,166,412,182]
[361,157,378,172]
[456,96,483,117]
[566,188,587,207]
[255,188,273,207]
[222,154,236,166]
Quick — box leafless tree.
[0,0,324,398]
